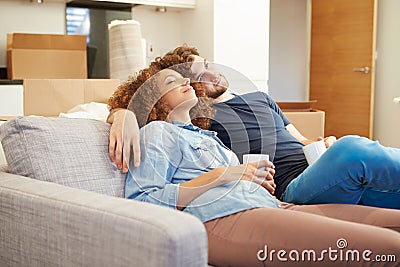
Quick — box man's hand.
[108,109,141,172]
[317,136,337,148]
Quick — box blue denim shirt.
[125,121,281,223]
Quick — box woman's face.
[156,68,198,110]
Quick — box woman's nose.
[181,77,190,85]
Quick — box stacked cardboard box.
[7,33,88,80]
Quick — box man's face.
[189,55,229,99]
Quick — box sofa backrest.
[0,116,125,197]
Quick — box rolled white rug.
[108,20,145,82]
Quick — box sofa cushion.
[0,116,125,197]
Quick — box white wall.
[373,0,400,147]
[214,0,269,93]
[180,0,214,61]
[268,0,308,101]
[131,2,214,64]
[131,5,185,63]
[133,0,270,95]
[0,0,66,67]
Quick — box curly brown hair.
[164,45,200,63]
[108,45,215,129]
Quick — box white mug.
[302,140,327,165]
[242,154,270,192]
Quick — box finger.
[317,136,324,141]
[267,167,275,178]
[254,168,269,178]
[269,182,276,192]
[261,179,275,194]
[108,135,116,162]
[132,138,141,167]
[267,173,275,181]
[253,160,274,169]
[324,137,330,147]
[265,170,275,180]
[266,180,276,191]
[269,180,276,188]
[122,142,130,173]
[115,138,124,170]
[255,168,274,180]
[325,136,336,148]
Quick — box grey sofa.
[0,116,208,267]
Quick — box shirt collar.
[172,120,200,131]
[171,120,217,137]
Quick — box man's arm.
[262,93,336,147]
[286,124,314,145]
[286,124,336,147]
[107,108,141,172]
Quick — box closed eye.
[204,59,209,70]
[197,72,206,82]
[165,77,176,85]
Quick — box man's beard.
[191,74,229,100]
[206,84,228,99]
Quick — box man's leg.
[282,136,400,208]
[359,187,400,209]
[281,202,400,232]
[204,206,400,267]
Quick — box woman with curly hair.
[108,48,209,170]
[121,59,400,266]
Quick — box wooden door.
[309,0,377,138]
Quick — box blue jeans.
[282,136,400,209]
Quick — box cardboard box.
[0,79,119,165]
[283,110,325,140]
[7,33,87,80]
[23,79,120,117]
[277,101,317,112]
[277,102,325,140]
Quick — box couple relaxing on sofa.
[107,46,400,266]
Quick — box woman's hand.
[218,160,276,194]
[317,136,337,148]
[108,109,141,172]
[178,160,276,210]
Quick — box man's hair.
[164,45,200,63]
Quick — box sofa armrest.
[0,172,208,267]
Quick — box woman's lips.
[182,86,194,93]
